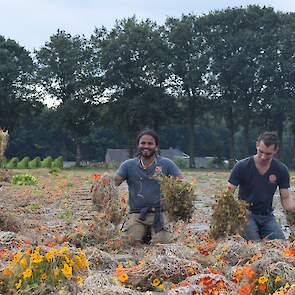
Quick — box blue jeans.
[242,213,285,240]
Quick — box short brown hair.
[257,131,279,149]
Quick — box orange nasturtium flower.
[238,283,251,295]
[91,173,101,181]
[258,283,267,291]
[118,273,128,283]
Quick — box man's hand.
[227,182,237,193]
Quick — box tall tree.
[165,14,211,167]
[0,36,41,131]
[35,30,103,165]
[91,17,175,154]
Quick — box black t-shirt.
[228,156,290,215]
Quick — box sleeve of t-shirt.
[166,159,182,177]
[228,161,242,186]
[115,161,129,180]
[278,164,290,189]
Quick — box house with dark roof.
[105,147,189,163]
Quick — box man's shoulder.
[235,156,253,167]
[120,158,138,166]
[272,157,289,172]
[156,156,175,166]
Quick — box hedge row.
[3,156,63,169]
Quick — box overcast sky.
[1,0,295,52]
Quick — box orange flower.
[199,276,213,286]
[244,266,255,280]
[102,178,110,185]
[258,283,267,291]
[284,247,295,257]
[91,173,101,181]
[239,283,251,295]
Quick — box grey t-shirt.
[228,156,290,215]
[116,155,182,212]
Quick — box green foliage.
[157,176,195,221]
[210,190,248,239]
[6,157,19,169]
[49,167,61,175]
[173,157,189,169]
[28,157,41,169]
[11,173,37,185]
[41,156,53,168]
[52,156,63,169]
[17,157,30,169]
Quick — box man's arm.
[280,188,295,211]
[114,175,124,186]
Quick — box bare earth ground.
[0,169,294,294]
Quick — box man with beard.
[115,129,182,244]
[228,131,295,240]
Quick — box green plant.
[210,190,248,239]
[17,157,30,169]
[173,156,189,169]
[57,210,73,223]
[49,167,61,175]
[52,156,63,169]
[157,176,196,221]
[6,157,19,169]
[0,245,89,293]
[28,157,41,169]
[41,156,53,168]
[11,174,37,185]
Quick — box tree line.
[1,5,295,167]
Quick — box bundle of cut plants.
[157,176,195,222]
[90,173,126,225]
[210,190,248,239]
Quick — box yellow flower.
[157,283,165,289]
[15,279,22,289]
[151,278,161,287]
[20,258,27,268]
[45,251,55,262]
[62,263,72,279]
[76,275,84,286]
[59,246,69,253]
[258,276,268,284]
[139,259,145,265]
[275,276,281,284]
[187,267,196,275]
[30,253,43,264]
[23,268,33,279]
[118,273,128,283]
[41,273,47,281]
[12,251,22,264]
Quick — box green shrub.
[52,156,63,169]
[17,157,30,169]
[28,157,41,169]
[11,173,37,185]
[6,157,19,169]
[173,156,189,169]
[41,156,53,168]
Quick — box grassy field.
[0,168,294,294]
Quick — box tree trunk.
[75,138,81,167]
[276,113,284,158]
[187,97,196,168]
[243,121,251,157]
[225,108,236,168]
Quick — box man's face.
[138,134,157,158]
[256,140,278,163]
